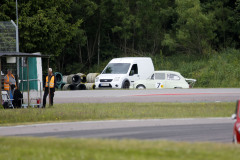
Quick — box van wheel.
[122,81,130,89]
[136,85,146,89]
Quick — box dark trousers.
[43,88,54,107]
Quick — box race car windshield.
[102,63,131,74]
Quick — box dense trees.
[0,0,239,73]
[163,0,216,55]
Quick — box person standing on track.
[43,68,56,108]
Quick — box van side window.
[129,64,138,76]
[155,73,165,80]
[167,74,180,80]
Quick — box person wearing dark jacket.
[13,88,23,108]
[43,68,56,108]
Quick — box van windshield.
[102,63,131,74]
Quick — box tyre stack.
[85,73,99,90]
[62,73,86,90]
[54,72,65,89]
[58,72,99,90]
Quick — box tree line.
[0,0,240,74]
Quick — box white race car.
[133,71,196,89]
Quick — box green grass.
[0,137,240,160]
[0,102,235,125]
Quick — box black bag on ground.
[3,102,9,109]
[13,89,23,108]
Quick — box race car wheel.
[233,134,238,144]
[136,85,146,89]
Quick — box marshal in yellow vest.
[45,76,55,88]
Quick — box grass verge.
[0,102,235,126]
[0,137,240,160]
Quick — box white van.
[95,57,154,89]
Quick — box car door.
[154,73,165,89]
[146,73,165,89]
[128,64,140,85]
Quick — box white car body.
[133,71,196,89]
[95,57,154,89]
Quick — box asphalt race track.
[50,88,240,103]
[0,118,234,143]
[17,89,239,143]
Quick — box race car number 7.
[156,83,162,89]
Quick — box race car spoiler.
[185,78,197,88]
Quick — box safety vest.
[4,74,16,91]
[45,76,55,88]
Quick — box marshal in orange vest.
[45,76,55,88]
[4,74,16,91]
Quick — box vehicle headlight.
[95,77,99,82]
[114,77,120,81]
